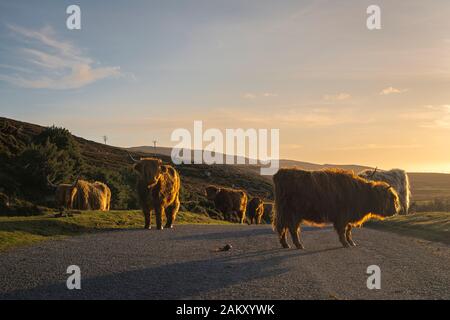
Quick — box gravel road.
[0,225,448,299]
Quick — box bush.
[83,166,139,210]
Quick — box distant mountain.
[126,146,373,173]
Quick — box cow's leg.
[143,205,151,230]
[334,223,350,248]
[239,210,246,224]
[155,206,164,230]
[345,224,356,246]
[257,214,262,224]
[289,222,304,250]
[279,228,290,248]
[165,197,180,229]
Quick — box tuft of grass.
[0,210,230,251]
[366,212,450,245]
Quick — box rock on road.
[0,225,449,299]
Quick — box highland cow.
[132,157,181,230]
[71,180,111,211]
[359,168,411,215]
[49,178,111,211]
[273,168,400,249]
[205,186,247,223]
[54,183,77,209]
[247,197,264,224]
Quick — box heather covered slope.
[0,117,272,219]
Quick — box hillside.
[0,117,273,220]
[128,146,372,173]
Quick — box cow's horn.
[369,167,378,178]
[72,175,80,187]
[128,153,139,163]
[47,175,57,188]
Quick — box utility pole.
[153,140,157,154]
[103,135,108,145]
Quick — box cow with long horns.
[130,154,181,230]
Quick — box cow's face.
[205,186,219,200]
[380,185,401,217]
[134,158,163,188]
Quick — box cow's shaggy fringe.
[135,158,181,230]
[359,168,411,215]
[272,168,400,248]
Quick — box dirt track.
[0,225,448,299]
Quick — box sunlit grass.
[367,212,450,245]
[0,210,230,251]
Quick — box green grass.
[0,210,230,251]
[367,212,450,245]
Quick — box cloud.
[242,92,278,99]
[380,87,409,95]
[323,93,351,101]
[214,105,368,128]
[0,25,121,89]
[401,105,450,129]
[243,93,257,99]
[330,144,422,151]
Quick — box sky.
[0,0,449,173]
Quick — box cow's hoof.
[156,226,164,230]
[295,244,305,250]
[144,226,151,230]
[280,243,290,249]
[164,224,174,229]
[349,241,357,247]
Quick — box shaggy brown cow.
[133,157,181,230]
[247,197,264,224]
[205,186,247,223]
[49,178,111,211]
[53,183,77,209]
[273,168,400,249]
[71,180,111,211]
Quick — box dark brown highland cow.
[205,186,247,223]
[273,168,400,249]
[247,197,264,224]
[132,157,181,230]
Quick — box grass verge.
[0,210,230,251]
[366,212,450,245]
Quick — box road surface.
[0,225,449,299]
